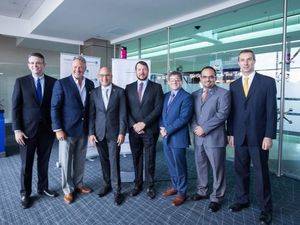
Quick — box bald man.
[88,67,127,205]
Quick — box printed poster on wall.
[112,58,151,155]
[59,53,101,160]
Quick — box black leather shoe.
[38,189,59,197]
[229,202,250,212]
[209,202,221,212]
[147,188,156,199]
[98,186,112,197]
[114,192,123,206]
[259,211,272,225]
[130,187,142,197]
[191,193,209,201]
[21,195,30,209]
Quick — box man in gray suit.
[88,67,127,205]
[191,66,230,212]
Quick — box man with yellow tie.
[227,49,277,225]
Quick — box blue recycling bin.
[0,110,5,157]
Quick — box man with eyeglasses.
[191,66,230,212]
[12,53,58,209]
[160,71,193,206]
[51,56,94,204]
[88,67,127,205]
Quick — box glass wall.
[119,0,300,179]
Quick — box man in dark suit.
[51,56,94,204]
[88,67,127,205]
[160,71,193,206]
[125,61,163,199]
[12,52,58,209]
[227,49,277,225]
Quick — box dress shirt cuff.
[53,129,62,132]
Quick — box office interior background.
[0,0,300,224]
[1,0,299,179]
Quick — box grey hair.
[73,55,86,64]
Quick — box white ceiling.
[0,0,261,49]
[0,0,45,19]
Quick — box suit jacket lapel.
[106,85,116,110]
[236,77,246,100]
[140,81,151,107]
[28,75,40,105]
[69,75,84,108]
[41,75,50,106]
[96,86,106,111]
[246,73,258,100]
[168,88,182,111]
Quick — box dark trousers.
[129,129,158,188]
[19,125,54,197]
[163,142,187,197]
[96,137,121,193]
[234,142,272,212]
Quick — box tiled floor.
[0,140,300,225]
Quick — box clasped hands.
[193,126,205,137]
[133,122,146,134]
[160,127,167,137]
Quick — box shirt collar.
[72,75,85,86]
[171,88,180,96]
[137,79,148,86]
[241,71,255,80]
[32,74,44,81]
[102,84,112,90]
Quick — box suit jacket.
[12,74,57,138]
[88,84,127,141]
[51,75,94,137]
[227,72,277,146]
[160,88,193,148]
[125,80,163,134]
[191,85,230,148]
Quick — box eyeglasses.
[201,75,216,80]
[169,79,181,83]
[99,73,111,77]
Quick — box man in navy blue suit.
[51,56,94,204]
[12,53,58,209]
[160,71,193,206]
[227,49,277,225]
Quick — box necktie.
[243,77,249,97]
[201,88,208,102]
[167,93,175,111]
[36,78,42,104]
[103,88,109,109]
[138,82,144,102]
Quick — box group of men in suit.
[12,49,276,225]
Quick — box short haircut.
[200,66,216,76]
[168,71,182,81]
[28,52,45,63]
[238,49,256,61]
[135,61,149,70]
[73,55,86,64]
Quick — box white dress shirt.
[72,75,86,105]
[101,84,112,109]
[137,79,148,101]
